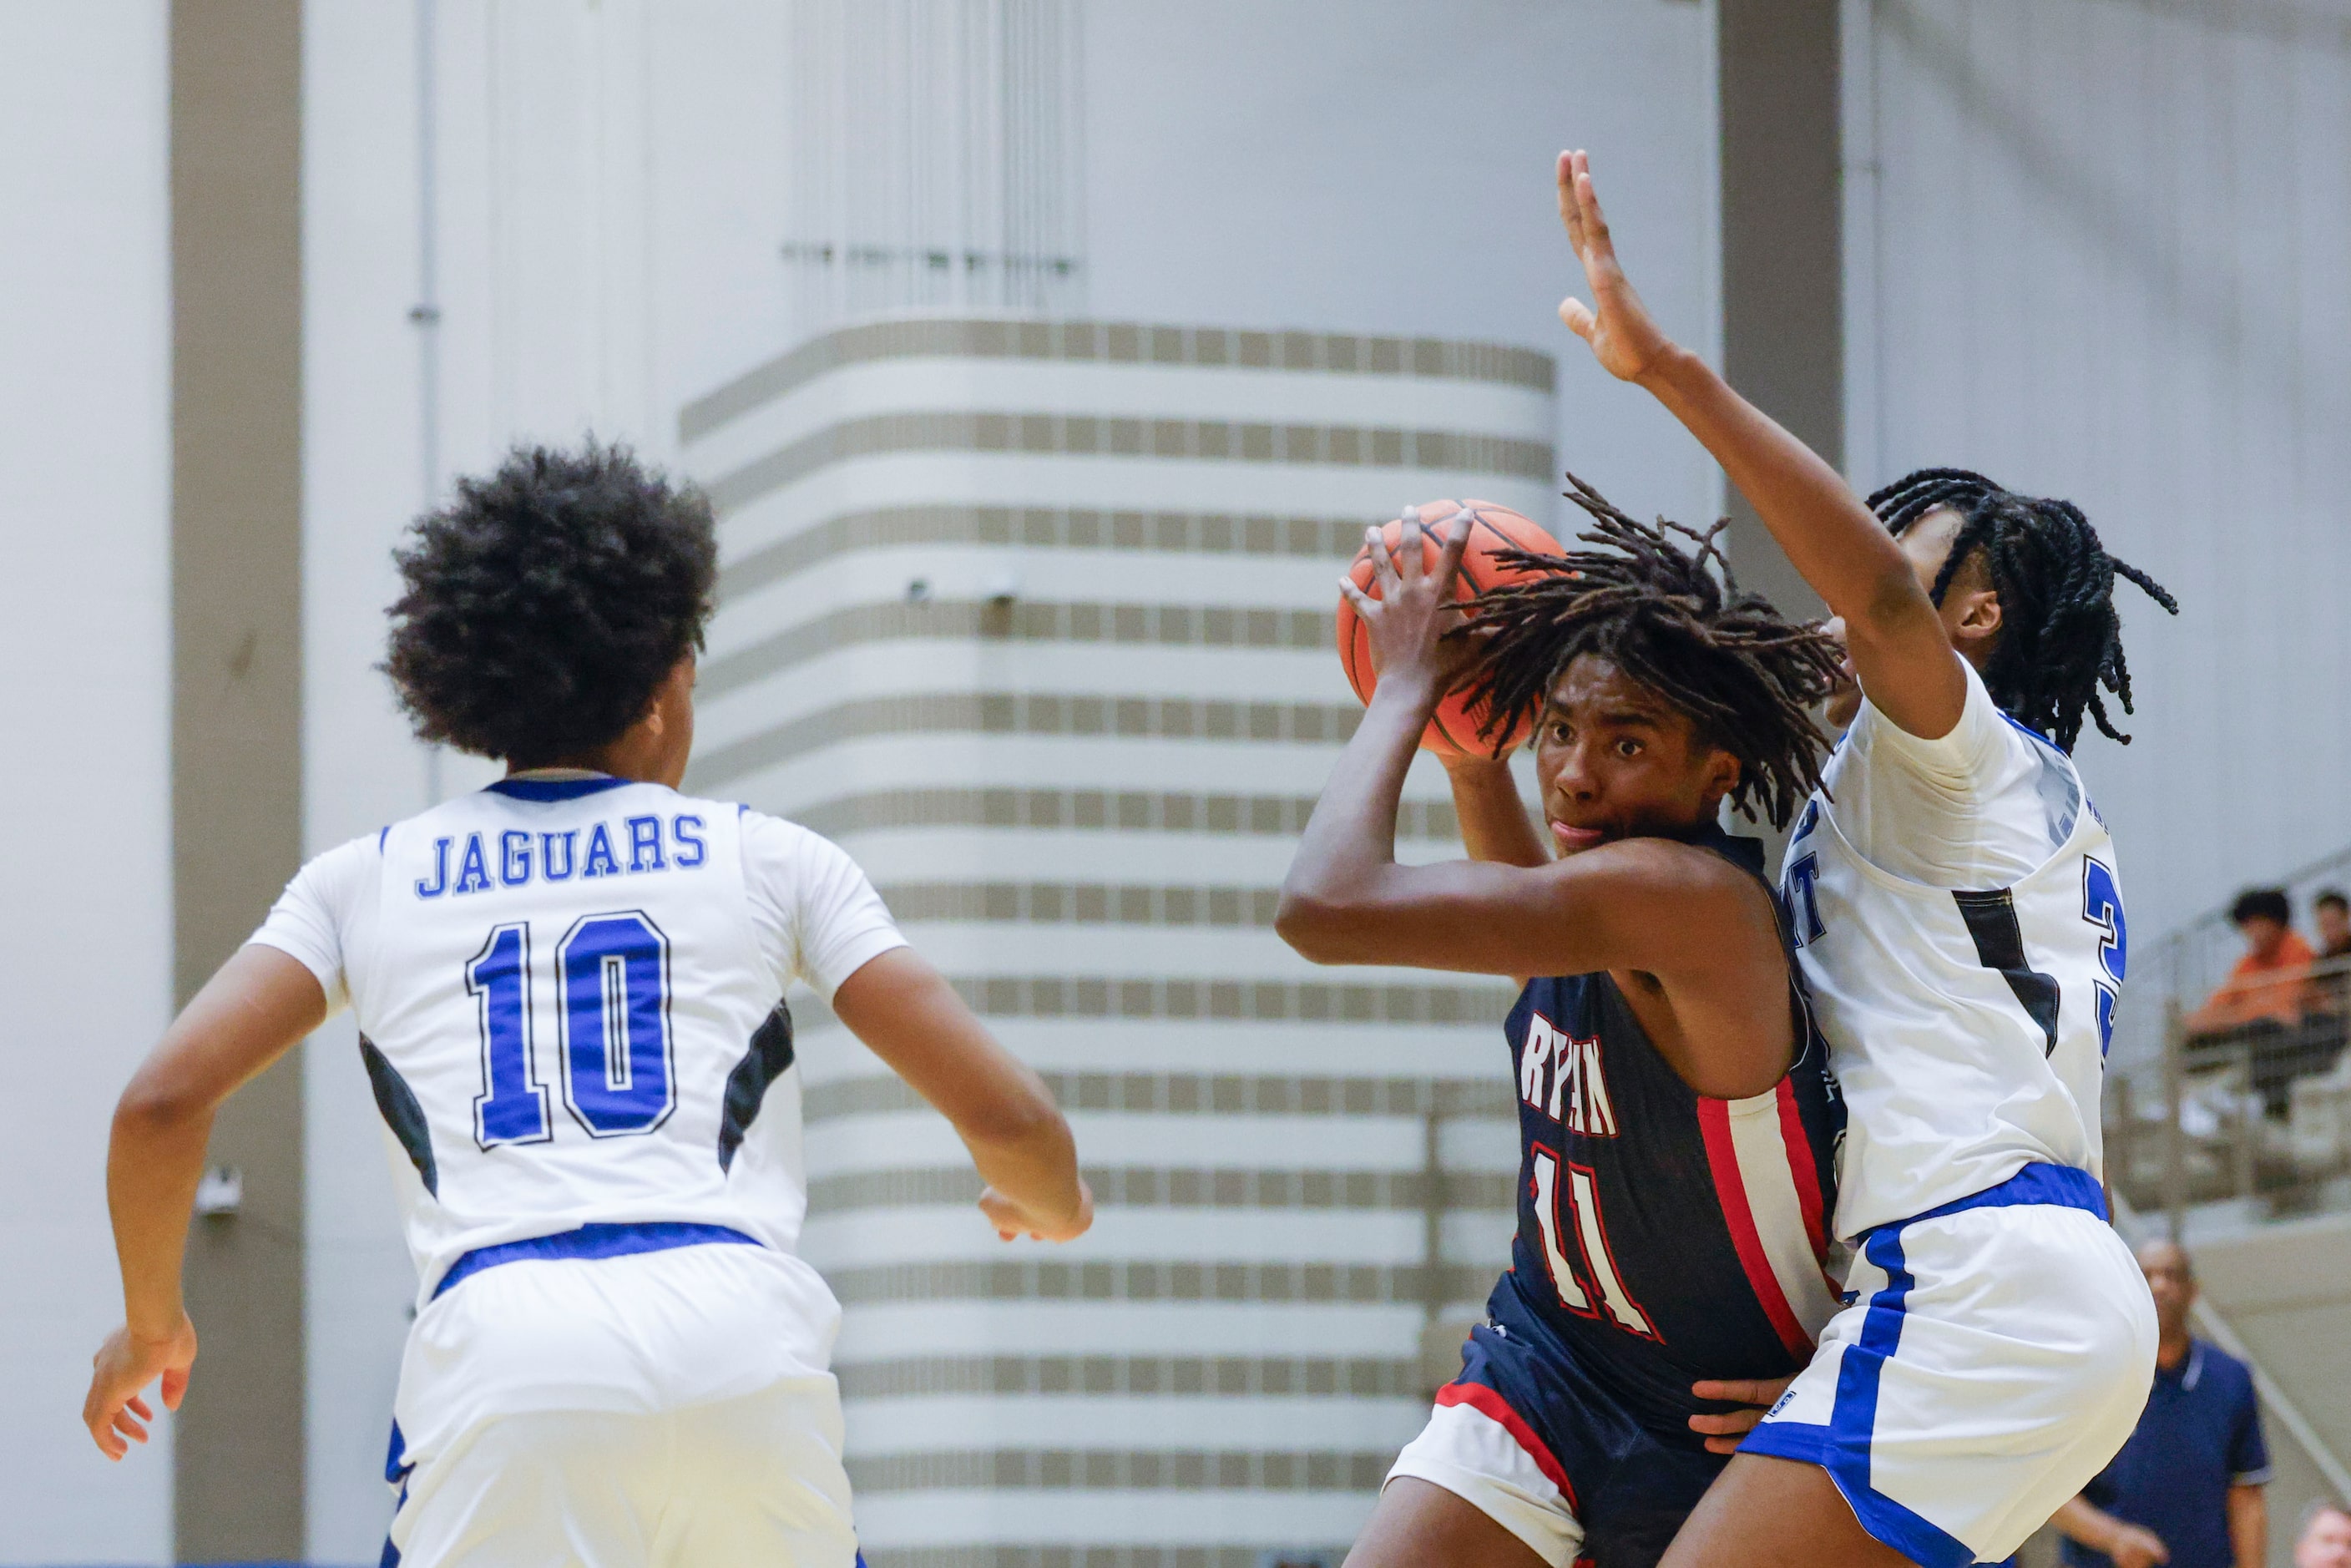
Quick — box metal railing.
[2107,929,2351,1232]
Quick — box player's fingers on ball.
[1438,508,1474,573]
[1337,576,1378,615]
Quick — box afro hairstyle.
[383,441,718,765]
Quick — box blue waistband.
[1877,1161,2108,1236]
[432,1221,763,1301]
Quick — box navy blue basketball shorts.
[1387,1292,1727,1568]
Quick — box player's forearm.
[1277,675,1434,957]
[1443,756,1548,868]
[100,946,324,1338]
[1635,346,1917,625]
[105,1094,213,1339]
[960,1111,1085,1226]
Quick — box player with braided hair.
[1464,469,1843,831]
[1278,493,1846,1568]
[1864,468,2177,751]
[1553,149,2166,1568]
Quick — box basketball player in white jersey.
[82,443,1094,1565]
[1550,152,2178,1567]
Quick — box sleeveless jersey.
[1496,828,1843,1433]
[1780,710,2126,1239]
[249,775,905,1302]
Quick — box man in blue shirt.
[2054,1241,2270,1568]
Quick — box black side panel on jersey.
[718,1000,797,1172]
[359,1034,437,1196]
[1951,889,2062,1055]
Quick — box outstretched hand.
[1556,149,1674,383]
[1337,508,1478,697]
[83,1313,197,1460]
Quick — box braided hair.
[1868,468,2178,751]
[1458,473,1844,830]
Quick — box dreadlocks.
[1868,468,2178,751]
[1459,473,1844,830]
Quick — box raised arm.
[85,943,327,1459]
[1554,149,1966,741]
[832,946,1092,1243]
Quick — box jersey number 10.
[466,912,678,1148]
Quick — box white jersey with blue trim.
[250,774,907,1305]
[1779,660,2127,1240]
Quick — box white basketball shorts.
[382,1227,857,1567]
[1743,1164,2157,1568]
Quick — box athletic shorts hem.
[1737,1422,1972,1568]
[1383,1456,1583,1568]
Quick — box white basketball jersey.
[251,775,905,1302]
[1779,673,2128,1239]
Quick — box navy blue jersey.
[1494,827,1843,1434]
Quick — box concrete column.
[170,0,306,1555]
[1717,0,1843,625]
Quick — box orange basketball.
[1337,499,1565,757]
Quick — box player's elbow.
[113,1065,211,1136]
[1274,889,1366,964]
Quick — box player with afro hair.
[384,441,719,766]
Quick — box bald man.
[2298,1504,2351,1568]
[2052,1242,2270,1568]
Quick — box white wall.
[1084,0,1724,540]
[1849,0,2351,943]
[0,6,175,1563]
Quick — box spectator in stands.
[2053,1240,2269,1568]
[2298,1504,2351,1568]
[2188,889,2318,1033]
[2187,888,2323,1117]
[2313,888,2351,1033]
[2315,890,2351,962]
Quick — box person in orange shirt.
[2186,888,2322,1116]
[2188,888,2318,1032]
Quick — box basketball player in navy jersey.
[1550,150,2177,1568]
[1278,489,1847,1568]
